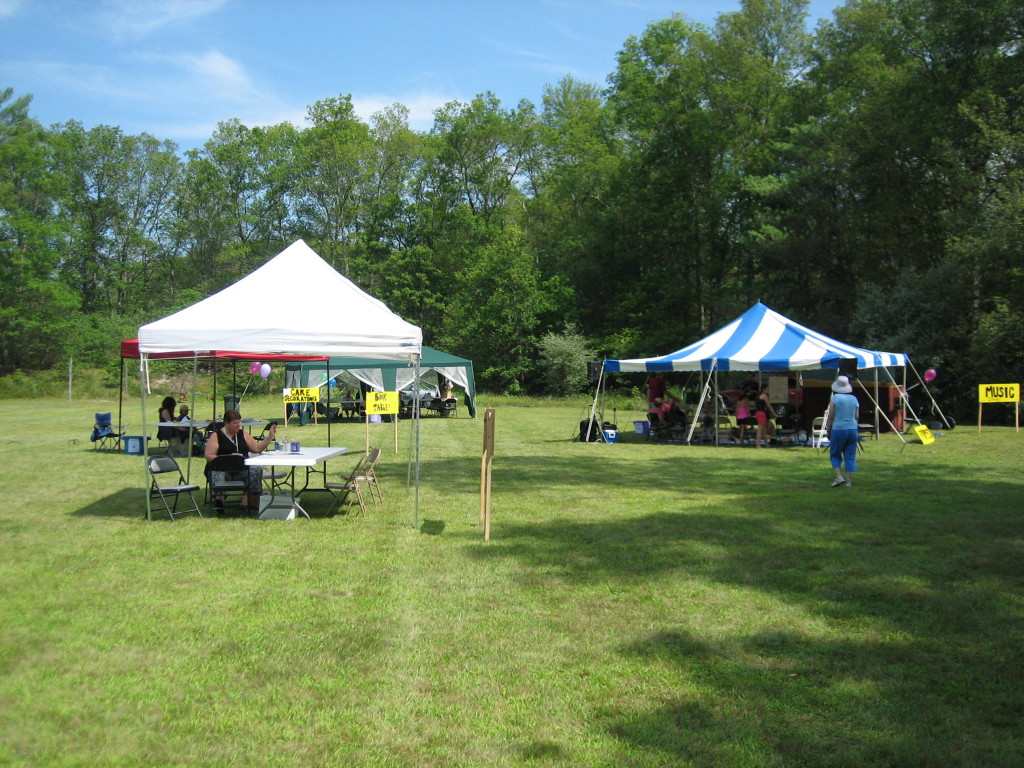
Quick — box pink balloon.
[250,361,261,375]
[259,363,272,379]
[924,368,937,382]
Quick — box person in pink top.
[734,393,757,444]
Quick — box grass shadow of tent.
[72,488,148,519]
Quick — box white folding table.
[245,446,349,519]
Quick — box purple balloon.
[259,363,271,379]
[924,368,937,382]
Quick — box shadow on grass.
[72,487,148,519]
[600,625,1022,766]
[70,481,352,521]
[460,452,1024,766]
[420,519,446,535]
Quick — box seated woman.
[648,397,670,426]
[204,409,277,513]
[157,396,177,442]
[169,404,193,457]
[665,396,687,427]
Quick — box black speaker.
[587,361,603,383]
[579,418,600,442]
[839,358,858,379]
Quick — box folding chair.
[148,455,203,521]
[252,422,286,492]
[811,416,828,452]
[90,412,124,451]
[206,454,250,513]
[355,447,383,505]
[326,452,369,516]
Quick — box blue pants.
[829,429,859,472]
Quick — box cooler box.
[123,436,147,455]
[633,420,650,435]
[603,429,619,443]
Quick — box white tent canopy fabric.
[604,302,907,373]
[139,239,422,360]
[137,239,424,523]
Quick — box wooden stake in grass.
[480,407,495,541]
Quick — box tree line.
[1,0,1021,418]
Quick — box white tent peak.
[139,239,422,359]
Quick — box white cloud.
[24,60,152,103]
[100,0,228,39]
[178,50,255,100]
[0,0,24,18]
[351,91,457,132]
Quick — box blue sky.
[1,0,840,154]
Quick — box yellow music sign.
[282,387,320,404]
[978,383,1020,403]
[366,391,399,415]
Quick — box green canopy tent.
[286,346,477,423]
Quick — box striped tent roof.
[605,302,908,373]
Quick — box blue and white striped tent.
[605,302,908,373]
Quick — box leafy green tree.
[293,95,373,275]
[526,76,615,335]
[538,324,596,396]
[429,93,539,227]
[50,121,180,316]
[603,16,741,347]
[0,88,79,372]
[169,119,300,298]
[352,104,424,298]
[441,229,555,393]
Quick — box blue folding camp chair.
[90,412,124,451]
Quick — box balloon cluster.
[248,361,272,379]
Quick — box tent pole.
[586,363,604,441]
[854,376,903,440]
[414,358,421,530]
[212,356,217,422]
[888,363,925,429]
[185,353,198,482]
[902,366,908,431]
[600,365,608,436]
[874,368,880,436]
[687,364,715,444]
[873,366,910,444]
[907,358,953,429]
[117,358,124,445]
[713,367,719,445]
[141,355,151,522]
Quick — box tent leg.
[687,365,715,444]
[585,364,604,442]
[141,356,151,522]
[907,359,953,429]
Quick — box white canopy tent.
[139,239,421,358]
[137,239,423,521]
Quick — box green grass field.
[1,396,1022,767]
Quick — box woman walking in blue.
[826,375,860,488]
